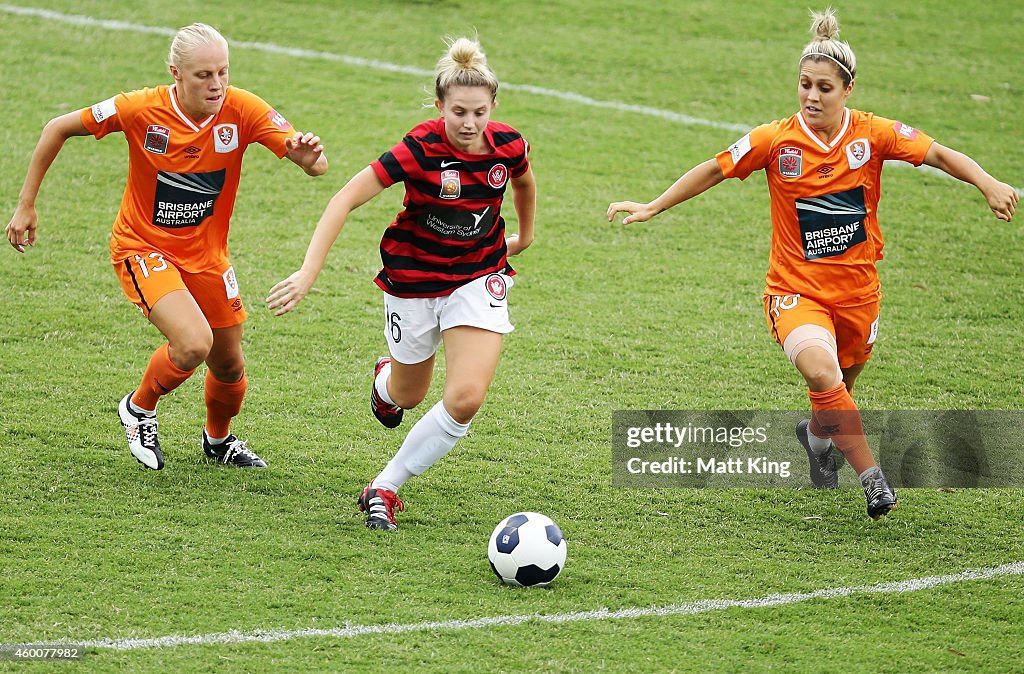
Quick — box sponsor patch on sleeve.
[893,121,920,141]
[727,133,752,165]
[91,96,117,123]
[267,109,291,131]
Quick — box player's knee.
[801,360,843,391]
[784,325,842,390]
[170,330,214,370]
[391,387,428,411]
[443,386,486,424]
[208,359,245,383]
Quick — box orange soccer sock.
[132,343,196,411]
[204,370,247,439]
[808,382,877,474]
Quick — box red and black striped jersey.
[369,117,530,297]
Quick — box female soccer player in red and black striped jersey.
[267,37,536,531]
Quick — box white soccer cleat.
[118,392,164,470]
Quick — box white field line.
[3,3,1021,196]
[72,561,1024,651]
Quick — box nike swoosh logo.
[440,160,461,168]
[489,302,504,308]
[471,206,490,227]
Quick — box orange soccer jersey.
[81,85,294,272]
[716,108,934,305]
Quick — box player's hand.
[606,200,657,225]
[285,131,325,173]
[984,180,1018,222]
[506,233,533,256]
[5,205,38,253]
[266,269,316,316]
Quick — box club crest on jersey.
[144,125,170,154]
[779,147,803,178]
[485,274,507,301]
[845,138,871,170]
[213,124,239,153]
[487,163,508,189]
[440,169,461,199]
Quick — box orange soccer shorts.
[114,253,247,328]
[763,292,880,369]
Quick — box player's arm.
[606,158,726,225]
[923,142,1017,222]
[506,166,536,256]
[6,111,92,252]
[284,131,328,176]
[266,165,386,315]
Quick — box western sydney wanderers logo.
[779,147,802,178]
[845,138,871,170]
[487,163,508,189]
[144,125,170,154]
[485,274,507,301]
[440,169,461,199]
[213,123,239,154]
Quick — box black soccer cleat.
[370,356,404,428]
[118,391,164,470]
[203,431,267,468]
[796,419,845,489]
[358,483,405,531]
[861,466,898,520]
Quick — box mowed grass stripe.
[4,1,1021,197]
[76,560,1024,651]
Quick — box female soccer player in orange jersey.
[267,37,536,531]
[6,23,327,470]
[607,8,1017,519]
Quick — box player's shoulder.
[487,120,526,150]
[405,117,445,142]
[117,85,167,110]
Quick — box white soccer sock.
[858,465,882,483]
[372,400,470,492]
[374,361,396,406]
[129,398,156,417]
[807,424,833,453]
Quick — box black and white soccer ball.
[488,512,567,587]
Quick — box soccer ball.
[488,512,567,587]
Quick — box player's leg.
[184,264,265,468]
[833,300,896,518]
[114,255,210,469]
[766,294,846,488]
[360,294,442,529]
[370,295,438,427]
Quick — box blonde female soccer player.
[6,23,327,470]
[607,8,1016,519]
[267,36,536,531]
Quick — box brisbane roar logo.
[845,138,871,170]
[213,124,239,153]
[485,274,507,301]
[487,163,508,189]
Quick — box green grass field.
[1,1,1023,671]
